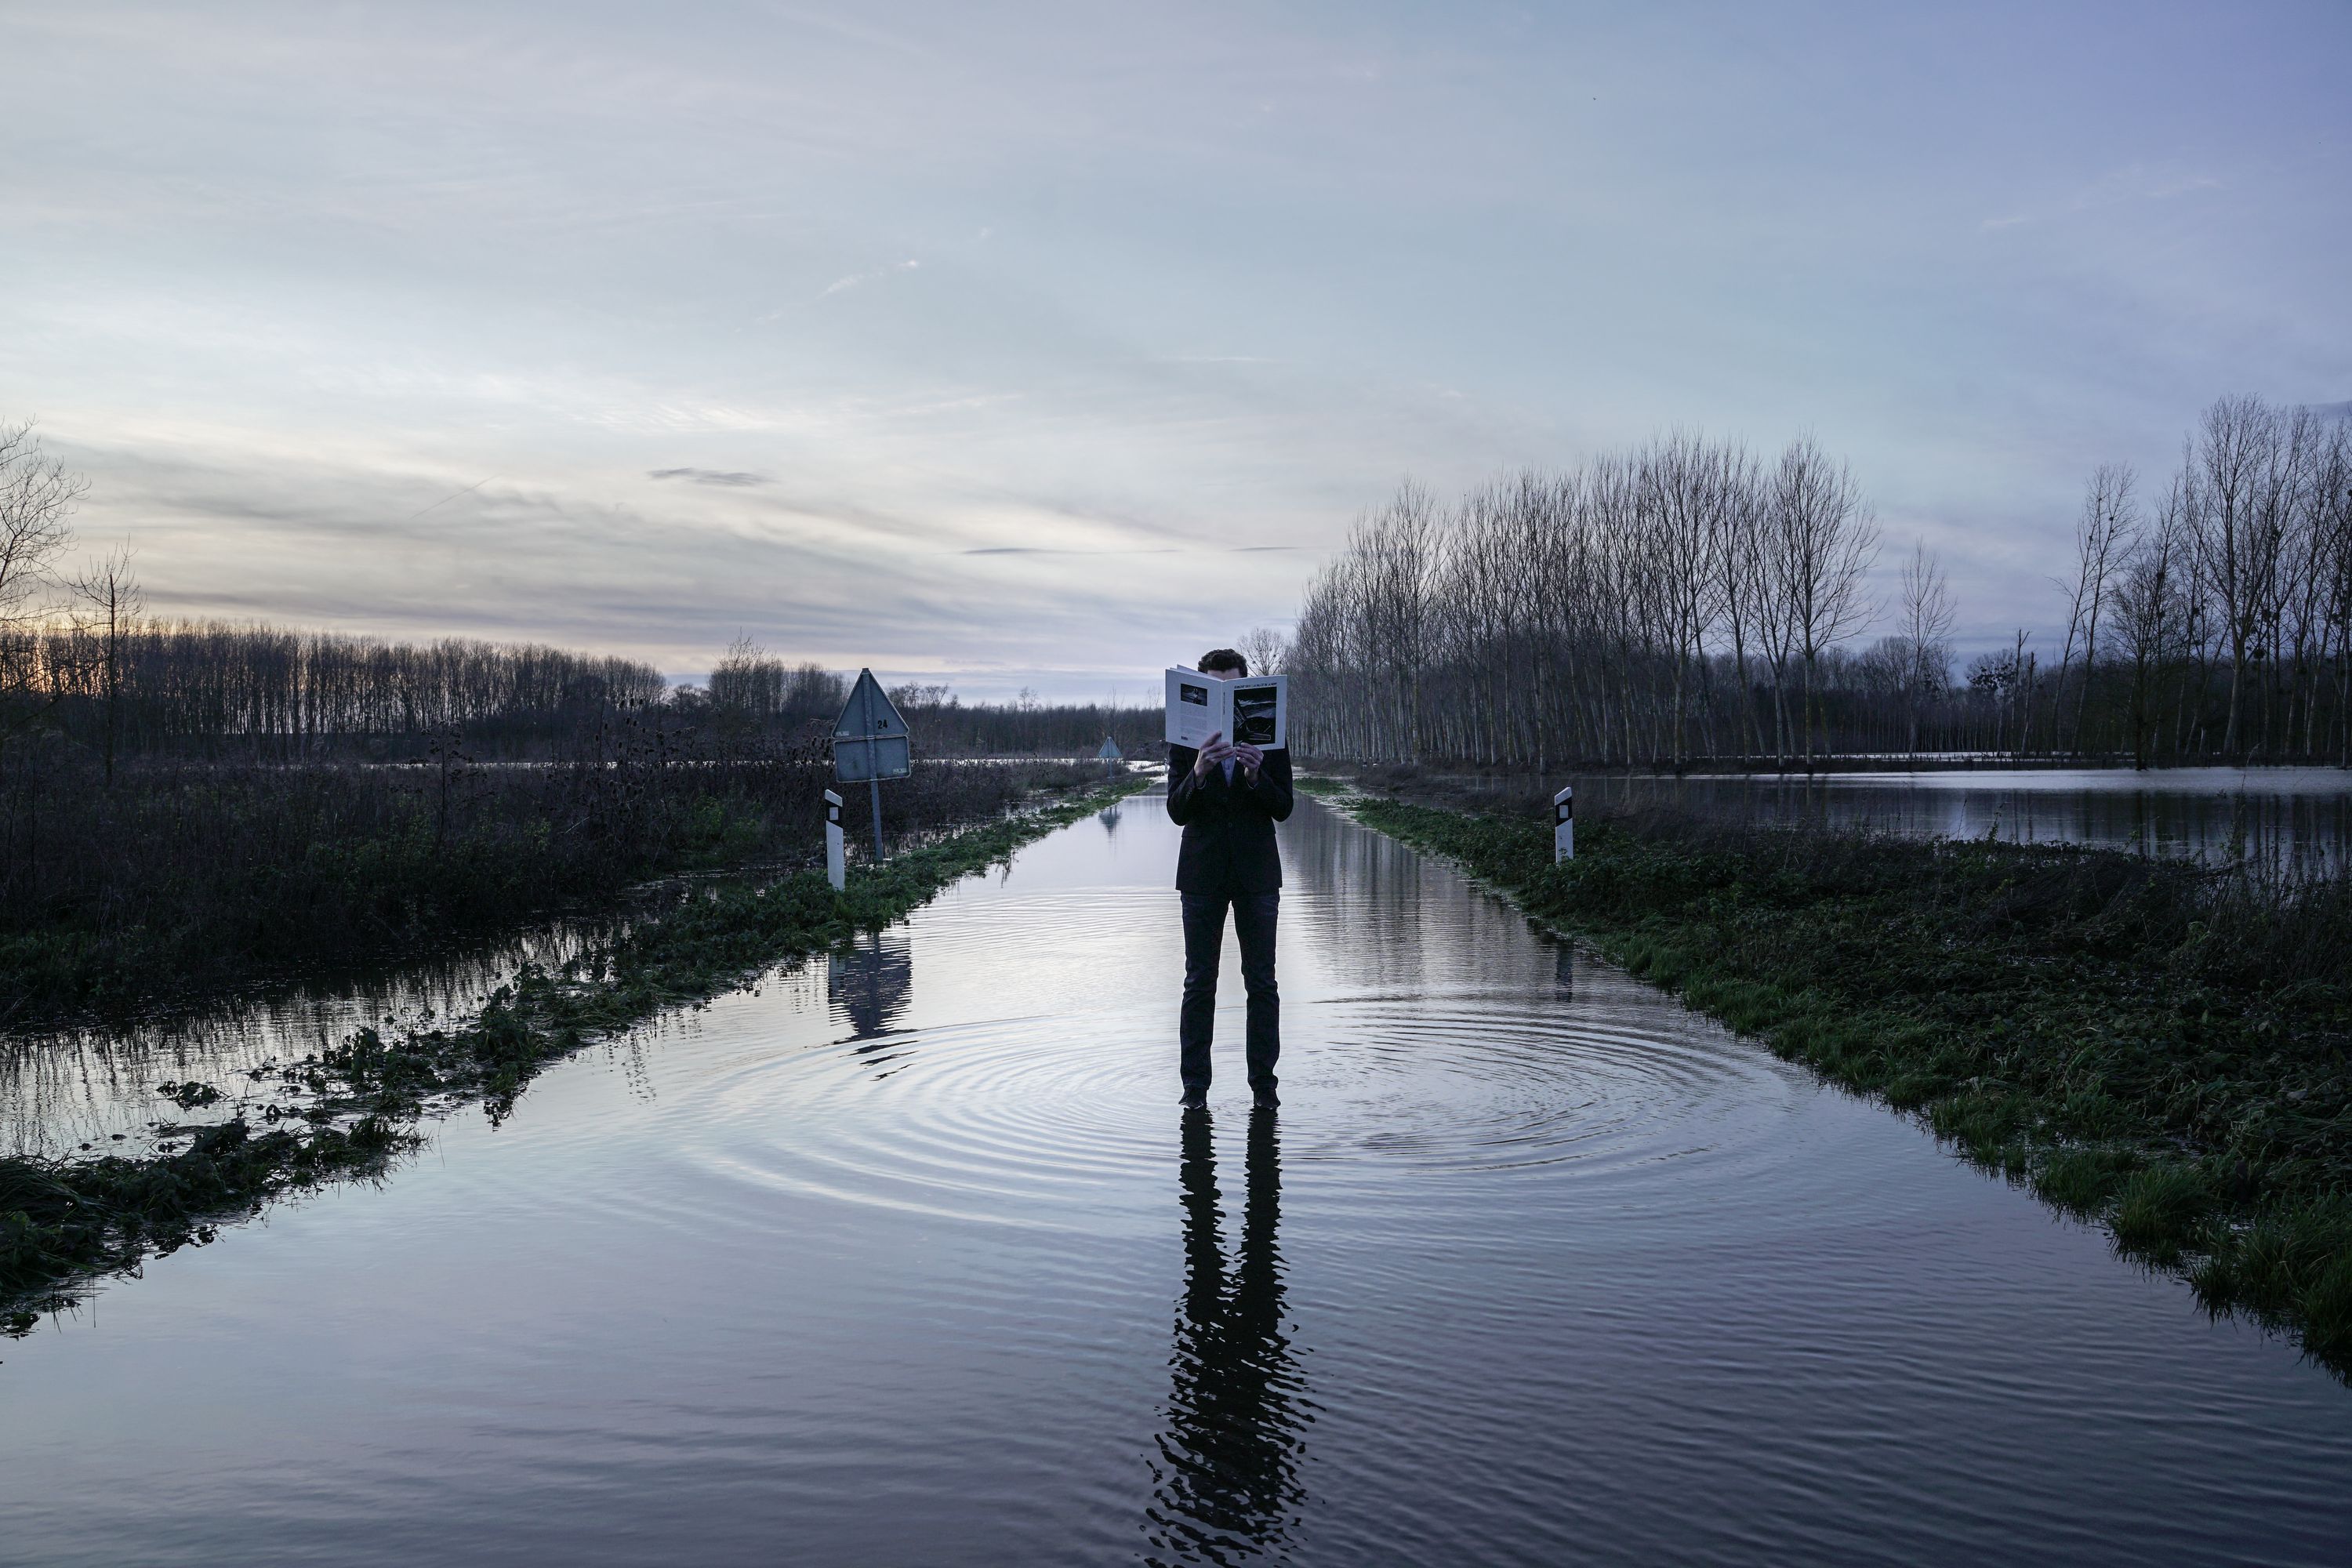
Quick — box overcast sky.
[7,1,2347,699]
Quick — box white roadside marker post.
[824,788,846,891]
[1554,785,1574,863]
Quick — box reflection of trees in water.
[1591,775,2352,873]
[1285,798,1542,991]
[1145,1110,1309,1565]
[827,931,913,1040]
[1,920,606,1159]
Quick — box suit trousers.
[1178,890,1280,1093]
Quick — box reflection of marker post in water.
[1554,785,1574,862]
[824,788,846,891]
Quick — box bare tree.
[2112,473,2191,768]
[2051,463,2138,753]
[1895,540,1956,753]
[1768,436,1879,764]
[1642,432,1730,765]
[1238,625,1288,678]
[1707,447,1769,756]
[71,545,143,784]
[2187,396,2281,757]
[0,419,89,751]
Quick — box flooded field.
[3,793,2349,1566]
[1587,766,2352,870]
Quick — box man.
[1166,648,1294,1111]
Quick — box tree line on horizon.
[1276,396,2352,769]
[9,400,2351,779]
[1,423,1155,768]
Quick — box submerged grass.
[1309,779,2352,1377]
[0,776,1150,1334]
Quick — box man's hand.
[1231,742,1265,781]
[1192,731,1234,779]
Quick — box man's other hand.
[1232,742,1265,779]
[1192,732,1233,777]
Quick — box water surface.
[3,793,2347,1565]
[1588,765,2352,869]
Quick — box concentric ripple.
[673,960,1802,1235]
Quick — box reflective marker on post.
[824,788,846,891]
[1553,785,1574,863]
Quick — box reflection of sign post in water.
[1554,785,1574,862]
[823,788,846,891]
[833,668,912,863]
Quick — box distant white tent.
[1096,736,1123,761]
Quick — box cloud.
[648,467,773,486]
[1981,166,2220,231]
[961,546,1182,556]
[819,258,920,298]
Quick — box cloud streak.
[648,467,773,486]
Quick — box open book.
[1164,667,1287,750]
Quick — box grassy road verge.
[1298,776,2352,1377]
[1,776,1149,1334]
[2,756,1106,1027]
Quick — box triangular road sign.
[833,668,913,783]
[834,668,910,741]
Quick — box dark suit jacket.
[1167,745,1294,895]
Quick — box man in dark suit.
[1166,648,1294,1111]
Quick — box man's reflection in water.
[1145,1109,1309,1564]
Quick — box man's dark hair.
[1198,648,1248,676]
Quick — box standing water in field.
[1586,765,2352,871]
[2,792,2348,1566]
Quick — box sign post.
[823,788,846,891]
[833,669,913,863]
[1553,785,1574,863]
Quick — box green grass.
[1,776,1149,1334]
[1323,789,2352,1378]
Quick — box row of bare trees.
[13,619,670,761]
[1279,399,2352,769]
[1283,435,1883,767]
[2036,396,2352,765]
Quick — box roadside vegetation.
[0,775,1149,1334]
[1298,772,2352,1377]
[1,746,1108,1025]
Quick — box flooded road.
[4,793,2350,1565]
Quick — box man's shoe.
[1179,1088,1208,1110]
[1252,1087,1279,1110]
